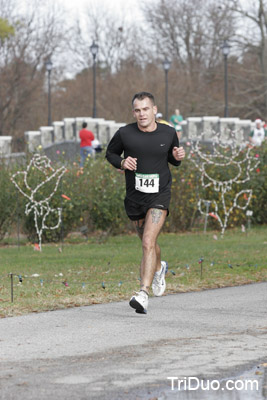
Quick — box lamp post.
[90,40,99,118]
[163,57,171,121]
[45,59,53,126]
[221,39,230,118]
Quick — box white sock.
[140,289,148,297]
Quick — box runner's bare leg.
[134,218,162,272]
[134,209,167,294]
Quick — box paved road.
[0,283,266,399]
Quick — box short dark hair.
[82,122,87,128]
[132,92,155,107]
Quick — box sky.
[57,0,147,76]
[60,0,145,24]
[16,0,147,32]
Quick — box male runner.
[106,92,185,314]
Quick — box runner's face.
[132,97,157,131]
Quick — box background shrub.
[0,161,18,240]
[3,142,266,243]
[249,142,267,224]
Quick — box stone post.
[187,117,203,141]
[203,116,220,140]
[235,120,252,144]
[24,131,42,152]
[219,118,240,142]
[53,121,64,143]
[97,120,116,144]
[40,126,54,147]
[64,118,76,141]
[0,136,12,156]
[75,117,105,141]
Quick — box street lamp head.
[90,41,99,58]
[163,57,171,71]
[45,59,53,72]
[221,39,230,57]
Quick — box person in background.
[79,122,95,166]
[169,108,183,131]
[157,112,182,141]
[156,112,171,126]
[249,119,267,147]
[92,138,102,154]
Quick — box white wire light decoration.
[188,131,260,236]
[11,154,67,250]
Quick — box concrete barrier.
[203,116,220,140]
[64,118,76,141]
[24,131,41,152]
[0,136,12,156]
[40,126,54,147]
[235,119,252,143]
[21,116,254,155]
[219,118,240,142]
[53,121,65,143]
[187,117,202,140]
[97,120,116,144]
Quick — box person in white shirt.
[249,119,267,146]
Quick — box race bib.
[135,173,159,193]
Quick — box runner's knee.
[142,235,156,253]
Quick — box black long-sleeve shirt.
[106,122,181,203]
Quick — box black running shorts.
[124,193,170,221]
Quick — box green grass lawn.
[0,226,266,317]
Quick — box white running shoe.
[152,261,168,297]
[129,290,148,314]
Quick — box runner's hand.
[122,157,137,171]
[172,146,185,161]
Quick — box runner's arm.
[168,132,181,166]
[105,130,124,169]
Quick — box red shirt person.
[79,122,95,166]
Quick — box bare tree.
[69,0,149,74]
[142,0,235,72]
[0,0,72,144]
[228,0,267,117]
[138,0,236,117]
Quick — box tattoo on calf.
[151,209,162,224]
